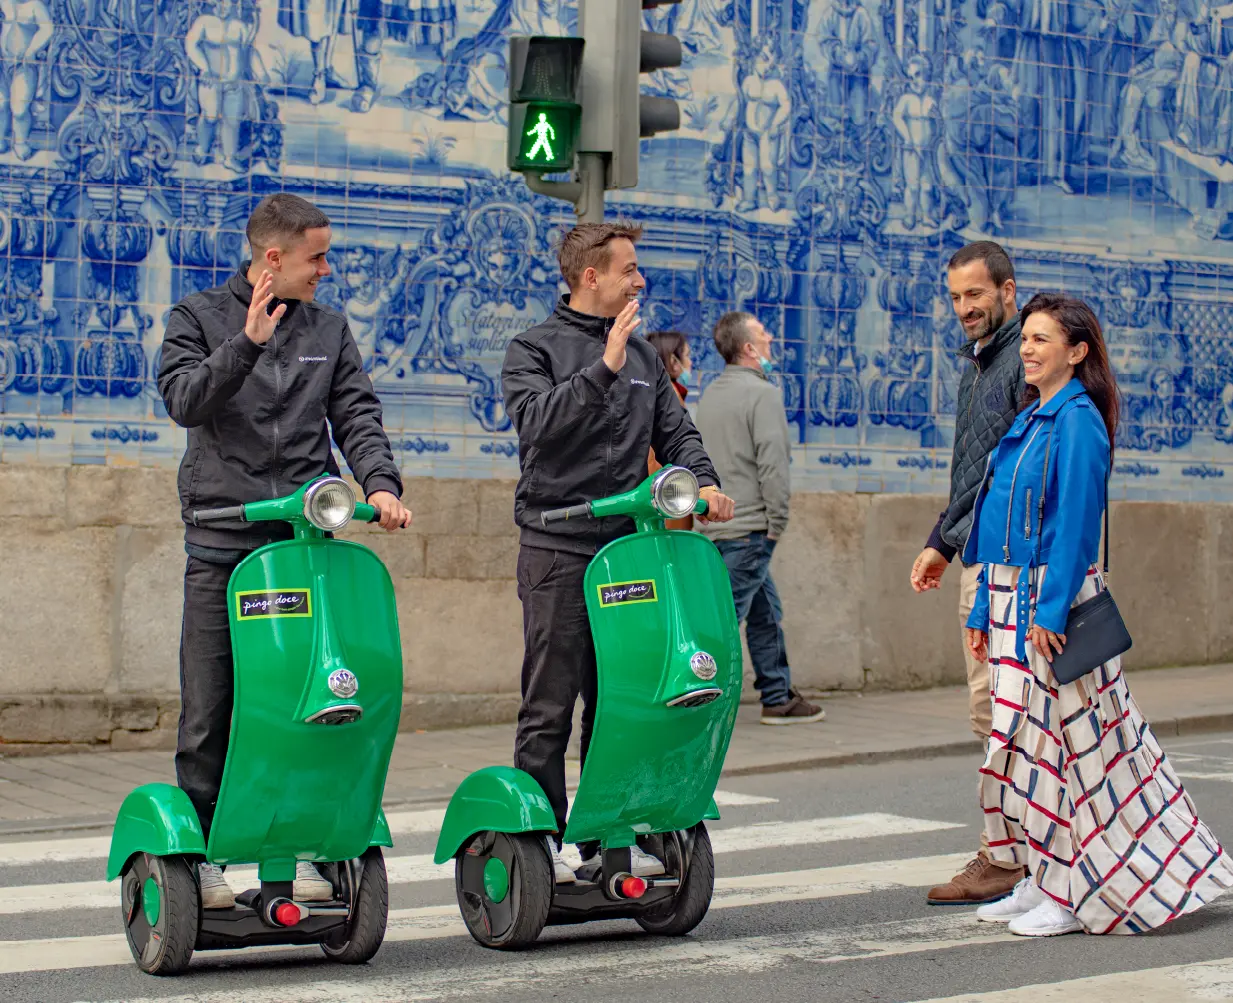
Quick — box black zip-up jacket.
[502,296,719,555]
[158,264,403,554]
[926,313,1025,561]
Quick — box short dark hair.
[646,330,688,372]
[556,220,643,288]
[712,311,755,364]
[246,193,331,253]
[948,240,1014,288]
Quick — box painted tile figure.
[818,0,878,130]
[0,0,51,161]
[892,55,941,229]
[277,0,346,105]
[943,50,1019,232]
[185,0,268,171]
[736,39,790,212]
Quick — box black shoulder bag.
[1031,424,1133,685]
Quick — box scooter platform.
[194,888,351,952]
[547,876,680,926]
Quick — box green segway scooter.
[433,466,742,949]
[106,475,403,975]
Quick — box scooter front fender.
[433,766,556,864]
[106,783,206,881]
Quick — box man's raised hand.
[244,269,286,346]
[602,298,642,374]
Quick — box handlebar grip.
[353,502,379,524]
[191,505,247,526]
[693,498,711,517]
[541,502,593,526]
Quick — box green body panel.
[206,537,403,867]
[562,530,741,847]
[433,766,556,863]
[106,784,207,881]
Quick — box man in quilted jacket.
[909,240,1026,906]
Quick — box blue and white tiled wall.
[1,0,1232,502]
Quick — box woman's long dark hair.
[646,330,689,376]
[1019,292,1120,444]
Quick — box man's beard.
[967,302,1005,342]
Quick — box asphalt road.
[5,732,1233,1002]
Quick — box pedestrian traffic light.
[578,0,684,189]
[507,36,585,174]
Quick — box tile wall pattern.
[0,0,1231,502]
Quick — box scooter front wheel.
[120,852,199,975]
[455,831,551,950]
[321,847,389,964]
[635,823,714,937]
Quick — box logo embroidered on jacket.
[299,355,328,363]
[630,378,650,387]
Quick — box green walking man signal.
[506,36,584,174]
[525,112,556,163]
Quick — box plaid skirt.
[980,562,1233,934]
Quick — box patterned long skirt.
[980,562,1233,934]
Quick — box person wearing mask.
[909,240,1027,907]
[158,193,412,909]
[646,329,694,530]
[963,292,1233,935]
[501,221,736,884]
[694,311,824,725]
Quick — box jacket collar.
[554,295,615,338]
[229,261,298,320]
[1028,377,1087,419]
[958,312,1020,369]
[723,363,768,382]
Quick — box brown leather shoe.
[926,854,1026,905]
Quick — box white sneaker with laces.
[546,837,577,884]
[293,861,334,902]
[579,845,666,877]
[1008,898,1083,937]
[197,862,235,910]
[975,876,1045,923]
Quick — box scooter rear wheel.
[455,831,551,950]
[120,852,199,975]
[635,823,714,936]
[320,847,389,964]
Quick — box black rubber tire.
[635,823,714,936]
[120,852,200,975]
[455,831,552,950]
[321,847,388,964]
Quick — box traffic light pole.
[523,153,606,223]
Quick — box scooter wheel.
[635,823,714,937]
[321,847,388,964]
[120,852,199,975]
[455,831,551,950]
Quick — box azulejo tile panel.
[0,0,1229,501]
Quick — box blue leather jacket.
[963,379,1110,662]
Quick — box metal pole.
[575,152,606,223]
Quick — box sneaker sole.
[760,711,827,725]
[1008,924,1083,937]
[926,888,1018,906]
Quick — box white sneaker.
[975,876,1045,924]
[546,837,576,884]
[579,845,666,877]
[197,862,235,910]
[1008,898,1083,937]
[293,861,334,902]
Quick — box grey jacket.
[694,365,791,541]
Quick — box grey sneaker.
[294,861,334,902]
[761,689,826,725]
[197,862,235,909]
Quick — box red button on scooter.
[274,902,303,926]
[620,876,647,899]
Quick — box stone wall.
[1,465,1230,749]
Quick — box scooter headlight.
[303,477,357,531]
[651,466,700,520]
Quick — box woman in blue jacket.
[962,293,1232,937]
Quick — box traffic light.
[579,0,684,189]
[507,36,585,174]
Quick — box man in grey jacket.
[695,312,825,725]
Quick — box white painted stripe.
[1176,770,1233,783]
[0,854,976,977]
[63,912,1021,1000]
[0,814,963,915]
[0,790,774,867]
[906,956,1233,1002]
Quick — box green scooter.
[433,466,743,949]
[106,475,403,975]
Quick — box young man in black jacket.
[502,221,735,883]
[158,193,412,908]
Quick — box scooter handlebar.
[191,505,247,526]
[353,502,381,524]
[540,502,593,526]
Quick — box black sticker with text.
[597,580,657,607]
[236,589,312,619]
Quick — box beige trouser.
[959,561,1020,869]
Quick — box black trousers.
[175,556,241,838]
[513,545,598,852]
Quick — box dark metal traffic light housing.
[507,36,585,173]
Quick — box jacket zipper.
[270,329,281,499]
[1003,422,1043,562]
[1024,489,1032,540]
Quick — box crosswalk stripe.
[905,956,1233,1002]
[0,814,963,916]
[1176,770,1233,783]
[0,853,974,977]
[70,912,1021,1001]
[0,790,776,868]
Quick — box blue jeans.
[713,532,792,708]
